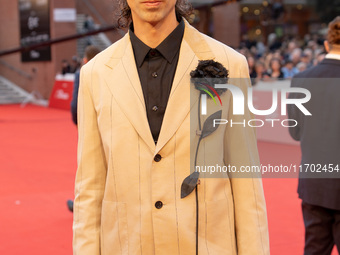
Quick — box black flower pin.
[181,59,229,199]
[190,59,229,97]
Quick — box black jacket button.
[154,154,162,162]
[155,201,163,209]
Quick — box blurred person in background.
[255,61,269,80]
[247,55,257,79]
[83,14,95,32]
[61,59,71,75]
[263,52,273,69]
[282,60,299,79]
[296,61,307,73]
[70,56,81,73]
[272,50,283,61]
[290,48,303,66]
[284,40,298,60]
[256,38,266,57]
[301,49,314,69]
[268,32,281,51]
[288,16,340,255]
[67,45,101,213]
[267,57,284,79]
[251,61,270,85]
[83,14,96,45]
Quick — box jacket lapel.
[104,34,155,153]
[155,20,215,155]
[103,21,215,155]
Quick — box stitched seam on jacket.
[138,136,143,254]
[252,178,266,254]
[110,96,123,254]
[173,134,181,255]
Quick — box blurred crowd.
[60,56,82,75]
[237,33,327,84]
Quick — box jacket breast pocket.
[101,201,129,255]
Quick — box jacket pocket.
[205,199,236,255]
[101,201,129,255]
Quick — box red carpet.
[0,105,77,255]
[0,104,338,255]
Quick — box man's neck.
[133,15,179,48]
[328,50,340,56]
[328,44,340,55]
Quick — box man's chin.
[143,14,164,25]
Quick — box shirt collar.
[129,18,185,67]
[325,53,340,61]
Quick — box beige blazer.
[73,20,270,255]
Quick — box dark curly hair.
[328,16,340,46]
[117,0,192,28]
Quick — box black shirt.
[129,19,185,143]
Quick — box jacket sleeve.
[224,56,270,255]
[73,63,107,255]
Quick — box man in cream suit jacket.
[73,0,270,254]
